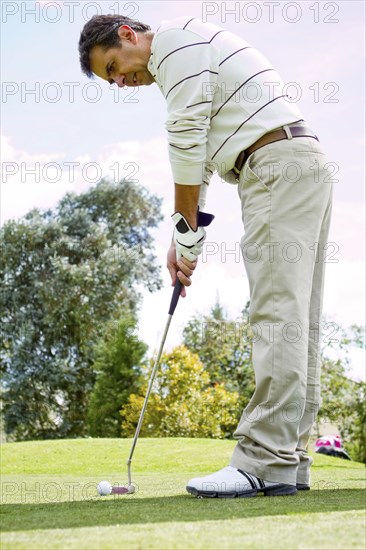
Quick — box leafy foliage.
[121,346,240,438]
[340,380,366,463]
[318,323,366,462]
[1,179,162,440]
[182,299,255,407]
[87,316,147,437]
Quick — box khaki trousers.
[230,129,333,485]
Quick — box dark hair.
[78,15,151,77]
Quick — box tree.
[1,179,162,440]
[318,322,366,462]
[182,299,255,407]
[87,316,147,437]
[121,346,240,438]
[340,380,366,463]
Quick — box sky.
[1,0,365,380]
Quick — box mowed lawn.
[1,438,365,549]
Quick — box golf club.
[97,279,182,497]
[97,210,214,497]
[126,277,183,487]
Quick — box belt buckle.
[233,150,246,178]
[282,124,293,140]
[232,165,241,182]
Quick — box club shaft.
[127,313,173,485]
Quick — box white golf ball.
[127,484,135,494]
[97,480,112,496]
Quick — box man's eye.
[108,63,115,74]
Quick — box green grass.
[1,438,365,549]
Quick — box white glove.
[171,212,206,262]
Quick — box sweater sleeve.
[151,28,220,185]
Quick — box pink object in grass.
[315,434,343,449]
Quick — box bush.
[121,346,240,438]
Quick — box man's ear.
[117,25,137,43]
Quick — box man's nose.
[114,75,125,87]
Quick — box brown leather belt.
[233,124,319,175]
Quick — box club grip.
[168,210,214,316]
[168,279,183,315]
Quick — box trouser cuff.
[230,445,298,485]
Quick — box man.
[79,15,333,498]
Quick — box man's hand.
[168,208,214,297]
[167,243,197,298]
[171,212,206,262]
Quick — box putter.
[97,211,214,497]
[126,278,183,490]
[97,279,182,496]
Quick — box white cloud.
[97,136,172,193]
[1,135,68,222]
[323,260,365,327]
[327,200,365,262]
[0,135,173,223]
[1,135,63,165]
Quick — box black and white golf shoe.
[296,483,310,490]
[186,466,297,498]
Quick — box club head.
[111,484,135,495]
[97,481,135,496]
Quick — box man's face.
[90,25,154,87]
